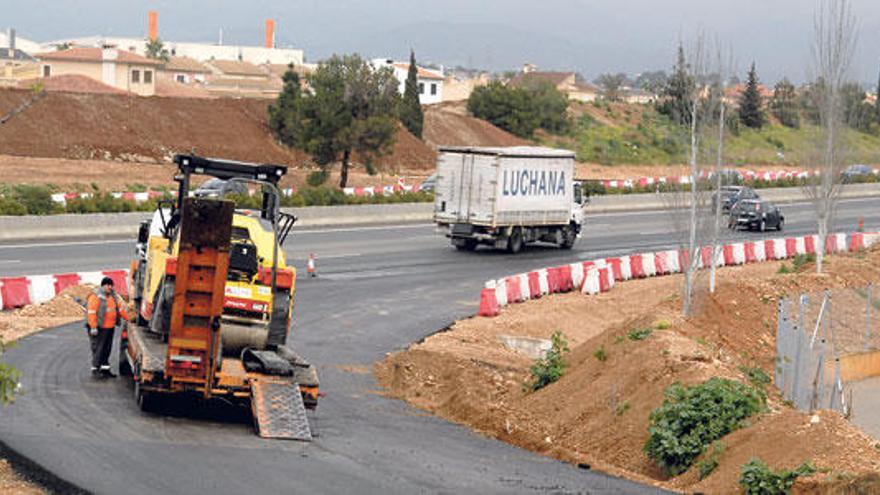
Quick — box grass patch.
[593,346,608,362]
[627,327,654,341]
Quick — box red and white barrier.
[478,231,880,317]
[0,269,130,310]
[596,167,858,190]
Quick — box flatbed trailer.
[123,320,316,440]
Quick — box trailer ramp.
[250,379,312,441]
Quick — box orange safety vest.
[87,289,129,330]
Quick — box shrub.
[739,458,816,495]
[792,253,815,271]
[0,197,27,216]
[644,378,766,475]
[306,170,329,187]
[527,331,569,391]
[11,184,58,215]
[628,327,653,341]
[593,346,608,362]
[654,319,672,330]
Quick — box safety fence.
[0,269,129,310]
[479,231,880,316]
[597,167,880,190]
[775,286,880,416]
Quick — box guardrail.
[0,184,877,242]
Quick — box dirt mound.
[423,102,526,149]
[154,77,213,99]
[0,88,436,172]
[377,248,880,493]
[19,75,127,95]
[0,284,95,343]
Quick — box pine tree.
[268,65,304,147]
[399,50,424,138]
[738,63,765,129]
[656,43,694,126]
[770,78,800,128]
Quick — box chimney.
[265,19,275,48]
[9,28,15,51]
[148,11,158,41]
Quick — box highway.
[0,197,878,494]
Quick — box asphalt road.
[0,197,878,494]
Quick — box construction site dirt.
[376,247,880,494]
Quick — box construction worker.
[86,277,129,377]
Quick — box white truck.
[434,146,587,253]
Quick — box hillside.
[0,89,436,171]
[539,100,880,167]
[423,102,526,149]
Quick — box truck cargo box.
[434,146,576,228]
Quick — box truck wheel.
[507,228,524,254]
[454,239,478,251]
[134,376,155,412]
[560,226,577,250]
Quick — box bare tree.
[709,46,735,294]
[662,35,720,316]
[805,0,857,273]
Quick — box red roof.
[392,63,444,80]
[35,47,161,66]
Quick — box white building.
[45,36,304,67]
[371,58,444,105]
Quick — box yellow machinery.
[123,155,317,440]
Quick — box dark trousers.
[89,327,115,369]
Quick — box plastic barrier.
[744,242,757,263]
[556,265,573,293]
[663,249,681,274]
[78,271,105,287]
[792,236,805,256]
[537,269,550,296]
[731,243,746,265]
[785,238,797,258]
[0,277,30,309]
[28,275,56,305]
[620,256,633,280]
[517,273,531,301]
[804,235,816,255]
[723,245,735,266]
[598,267,614,292]
[478,288,500,317]
[546,267,560,294]
[642,254,657,277]
[607,258,623,281]
[493,280,508,307]
[850,233,865,252]
[770,239,787,260]
[54,273,81,294]
[654,251,669,275]
[581,268,601,295]
[527,271,542,299]
[827,233,847,254]
[629,254,646,279]
[505,276,522,304]
[570,263,585,289]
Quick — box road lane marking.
[0,239,133,250]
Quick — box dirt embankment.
[0,88,436,172]
[423,102,527,150]
[0,284,95,343]
[376,249,880,493]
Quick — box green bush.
[627,327,654,341]
[593,345,608,362]
[10,185,59,215]
[644,378,766,476]
[306,170,329,187]
[739,458,816,495]
[0,197,27,216]
[527,331,569,391]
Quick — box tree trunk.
[339,150,351,188]
[684,104,699,316]
[710,101,726,294]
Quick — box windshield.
[574,183,584,204]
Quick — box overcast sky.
[3,0,878,84]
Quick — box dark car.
[729,199,784,232]
[841,164,875,183]
[712,185,758,213]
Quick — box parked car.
[712,185,758,212]
[729,199,784,232]
[841,164,875,183]
[419,173,438,193]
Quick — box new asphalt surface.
[0,197,878,494]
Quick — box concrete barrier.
[840,350,880,382]
[0,183,877,241]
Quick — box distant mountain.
[302,21,631,75]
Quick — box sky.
[2,0,878,85]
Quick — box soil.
[0,88,435,172]
[376,248,880,494]
[0,285,94,343]
[423,102,527,150]
[0,459,44,495]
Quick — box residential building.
[1,30,39,84]
[47,36,304,67]
[371,58,444,105]
[441,73,490,102]
[161,56,209,84]
[35,47,161,96]
[509,66,599,102]
[206,59,266,79]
